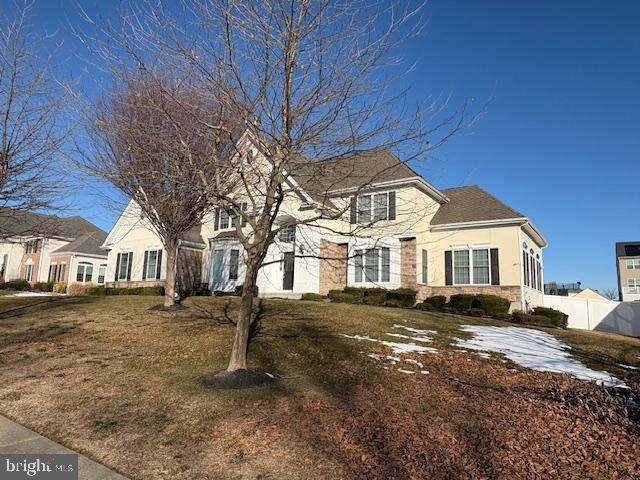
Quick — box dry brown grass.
[0,295,639,479]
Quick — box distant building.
[544,281,582,297]
[616,242,640,302]
[569,288,608,301]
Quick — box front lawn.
[0,296,638,479]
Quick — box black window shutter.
[156,250,163,279]
[126,253,133,280]
[388,191,396,220]
[142,251,149,280]
[490,248,500,285]
[350,196,357,224]
[114,253,121,281]
[214,208,220,231]
[240,203,247,227]
[444,250,453,285]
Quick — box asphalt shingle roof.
[0,210,103,239]
[51,230,108,257]
[431,185,525,225]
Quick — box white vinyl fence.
[543,295,640,337]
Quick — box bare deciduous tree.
[0,1,69,238]
[601,288,619,301]
[82,71,235,307]
[81,0,477,383]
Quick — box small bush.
[33,281,54,292]
[422,295,446,310]
[343,287,366,299]
[473,294,511,316]
[363,288,387,306]
[67,283,93,296]
[415,302,435,311]
[53,282,67,294]
[86,286,107,296]
[468,308,485,317]
[532,307,569,328]
[301,293,327,301]
[328,291,359,304]
[6,279,30,291]
[234,284,259,297]
[512,310,564,328]
[449,294,475,312]
[141,286,165,296]
[102,286,164,296]
[386,288,416,308]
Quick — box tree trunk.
[227,257,259,371]
[164,238,178,308]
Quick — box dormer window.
[25,240,39,254]
[351,191,396,224]
[215,203,248,231]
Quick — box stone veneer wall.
[319,240,348,295]
[400,238,417,290]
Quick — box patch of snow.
[420,370,430,375]
[398,368,415,374]
[404,358,424,369]
[265,372,274,378]
[386,333,433,343]
[618,364,640,370]
[393,324,437,336]
[340,334,437,354]
[456,325,626,388]
[12,291,54,297]
[367,353,401,365]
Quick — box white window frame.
[628,278,640,288]
[97,264,107,284]
[24,263,33,281]
[76,262,94,283]
[626,259,640,270]
[117,252,132,281]
[144,249,162,279]
[278,225,296,243]
[353,247,391,284]
[452,247,491,286]
[357,192,390,224]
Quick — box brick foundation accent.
[319,240,347,295]
[399,238,417,289]
[416,285,522,309]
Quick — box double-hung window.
[97,264,107,284]
[143,249,162,280]
[421,250,428,284]
[627,259,640,270]
[76,262,93,282]
[278,225,296,243]
[354,247,391,283]
[355,192,394,224]
[116,252,132,281]
[219,210,230,229]
[453,248,490,285]
[24,264,33,281]
[48,264,57,282]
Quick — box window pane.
[373,193,388,221]
[453,250,470,284]
[279,225,295,242]
[523,251,529,286]
[381,247,390,282]
[365,248,379,282]
[58,264,65,282]
[473,249,490,284]
[220,210,230,229]
[98,265,106,284]
[354,250,363,282]
[229,249,239,280]
[76,265,85,282]
[119,254,129,280]
[85,265,93,282]
[147,250,158,278]
[421,250,428,284]
[358,195,371,224]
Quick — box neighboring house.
[616,242,640,302]
[0,212,108,285]
[100,200,206,291]
[569,288,608,301]
[545,282,583,296]
[104,146,547,310]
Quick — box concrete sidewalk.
[0,415,128,479]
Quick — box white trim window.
[76,262,94,282]
[354,247,391,283]
[626,259,640,270]
[116,252,132,281]
[421,249,428,284]
[278,225,296,243]
[24,263,34,281]
[453,248,490,285]
[143,249,162,280]
[356,192,394,224]
[97,264,107,284]
[628,279,640,288]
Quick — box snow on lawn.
[456,325,626,388]
[340,334,437,354]
[11,291,55,297]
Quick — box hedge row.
[417,293,568,328]
[328,287,416,308]
[1,279,31,291]
[65,284,165,296]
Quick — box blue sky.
[24,0,640,292]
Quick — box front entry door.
[283,252,295,290]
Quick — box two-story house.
[0,211,108,285]
[103,147,547,310]
[616,242,640,302]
